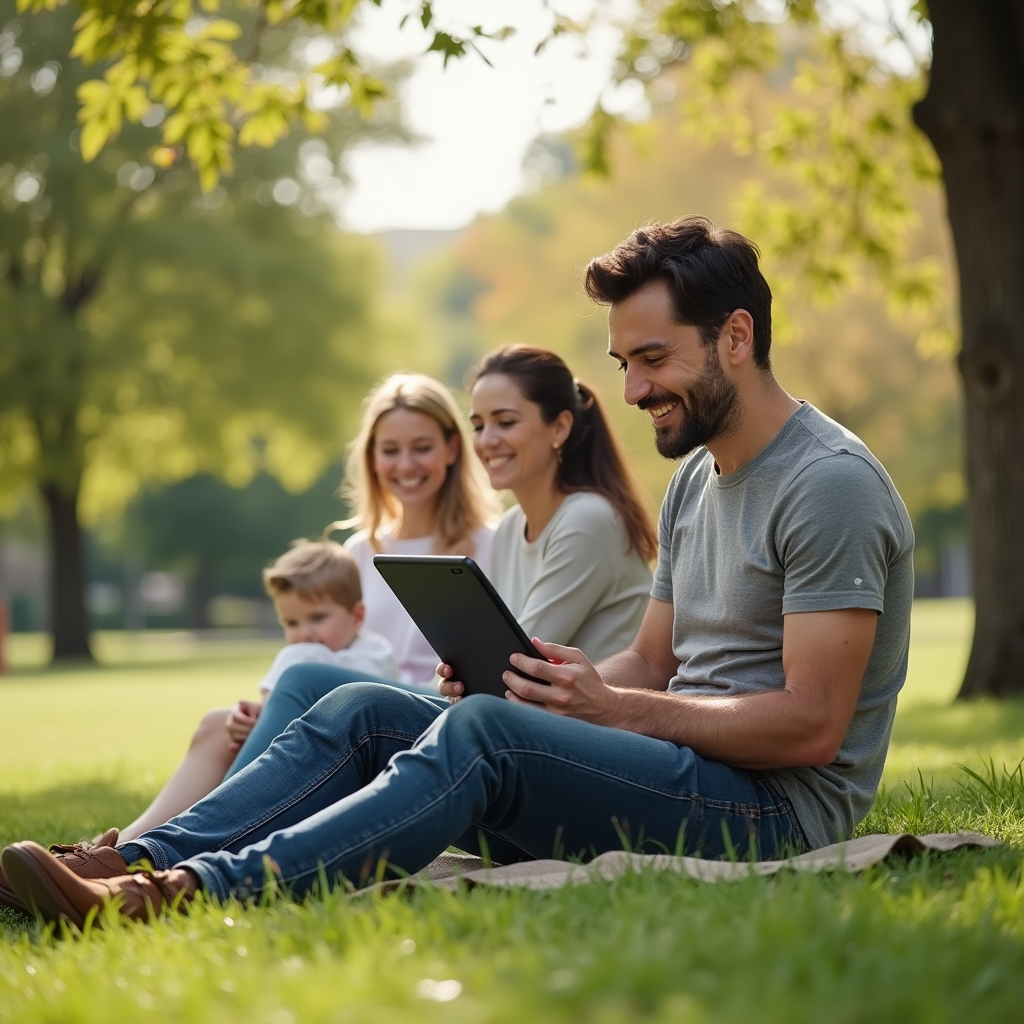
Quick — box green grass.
[1,600,1023,1023]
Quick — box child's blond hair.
[263,540,361,610]
[332,373,499,554]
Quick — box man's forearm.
[595,648,670,691]
[601,686,839,770]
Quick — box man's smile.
[646,401,679,423]
[638,392,683,425]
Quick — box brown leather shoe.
[47,828,127,878]
[0,829,128,917]
[1,823,128,913]
[1,841,196,928]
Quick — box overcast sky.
[338,0,928,234]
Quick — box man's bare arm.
[592,598,677,691]
[503,608,877,771]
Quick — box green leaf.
[78,119,111,162]
[427,31,467,67]
[198,19,243,42]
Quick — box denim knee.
[270,663,356,708]
[306,679,398,718]
[427,694,524,757]
[298,681,440,750]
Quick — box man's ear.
[351,601,366,628]
[722,309,755,367]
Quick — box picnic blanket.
[367,832,999,894]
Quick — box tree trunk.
[40,482,94,662]
[187,558,215,631]
[914,1,1024,697]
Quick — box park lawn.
[0,600,1022,1023]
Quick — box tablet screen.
[372,555,549,699]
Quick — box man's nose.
[623,367,651,407]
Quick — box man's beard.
[643,349,739,460]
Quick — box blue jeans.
[226,664,443,778]
[120,684,806,900]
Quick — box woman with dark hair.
[464,345,655,666]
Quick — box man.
[1,217,913,925]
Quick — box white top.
[258,631,399,695]
[345,526,494,686]
[489,492,652,663]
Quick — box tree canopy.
[13,0,1024,698]
[10,0,514,188]
[413,93,960,538]
[1,0,400,656]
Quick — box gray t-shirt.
[652,402,914,847]
[491,491,653,663]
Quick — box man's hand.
[438,644,620,724]
[436,599,677,708]
[225,699,263,751]
[503,640,622,724]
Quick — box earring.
[553,443,562,464]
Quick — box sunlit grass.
[0,632,278,830]
[1,599,1023,1022]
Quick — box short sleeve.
[774,454,908,615]
[651,470,682,603]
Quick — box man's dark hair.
[584,216,773,369]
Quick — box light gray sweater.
[490,492,652,663]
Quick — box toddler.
[118,540,397,841]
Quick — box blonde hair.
[332,374,498,554]
[263,540,361,610]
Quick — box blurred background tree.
[0,0,402,660]
[9,0,1014,701]
[21,0,1020,700]
[129,467,348,630]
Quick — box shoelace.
[48,834,116,857]
[47,843,96,860]
[142,870,190,910]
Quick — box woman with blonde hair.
[113,373,496,842]
[330,372,498,682]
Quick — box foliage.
[588,1,950,351]
[9,0,947,338]
[0,601,1023,1022]
[5,0,956,379]
[123,465,351,626]
[417,99,961,525]
[0,0,395,524]
[136,467,348,587]
[11,0,512,188]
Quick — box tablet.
[372,554,549,699]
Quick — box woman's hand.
[436,662,464,704]
[503,640,621,726]
[225,699,263,751]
